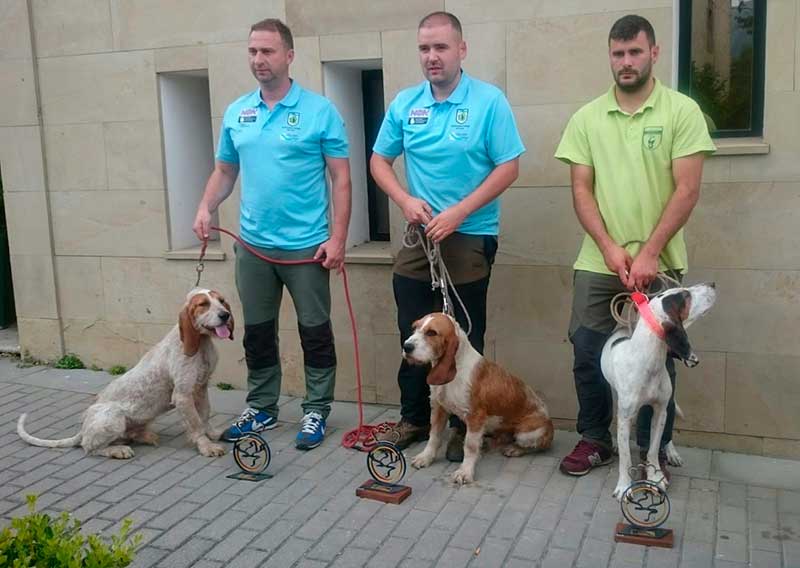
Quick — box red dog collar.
[631,292,666,340]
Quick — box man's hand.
[425,204,467,243]
[628,250,659,291]
[192,207,213,241]
[601,243,634,288]
[314,237,346,273]
[400,196,433,225]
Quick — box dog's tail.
[17,413,82,448]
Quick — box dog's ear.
[427,331,458,386]
[179,303,201,357]
[661,289,699,365]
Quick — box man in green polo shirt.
[554,15,715,478]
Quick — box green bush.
[54,354,85,370]
[108,365,127,376]
[0,495,142,567]
[215,382,234,391]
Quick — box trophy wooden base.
[614,523,674,548]
[356,480,412,504]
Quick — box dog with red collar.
[601,283,717,500]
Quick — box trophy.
[355,441,412,504]
[614,465,674,548]
[227,432,273,482]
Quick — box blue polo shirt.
[216,81,349,249]
[373,71,525,235]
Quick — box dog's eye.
[425,329,437,337]
[199,300,210,307]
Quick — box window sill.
[712,137,770,156]
[345,241,393,265]
[163,243,226,261]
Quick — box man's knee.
[299,321,336,368]
[244,319,278,369]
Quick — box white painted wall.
[159,72,217,250]
[322,63,370,248]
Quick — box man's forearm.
[572,183,615,253]
[199,166,237,214]
[330,177,352,240]
[640,184,699,258]
[370,155,410,208]
[454,159,519,216]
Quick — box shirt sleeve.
[321,103,349,158]
[215,108,239,164]
[672,99,717,160]
[486,95,526,165]
[554,111,593,167]
[372,98,404,158]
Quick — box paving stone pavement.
[1,355,799,568]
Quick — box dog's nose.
[218,311,230,322]
[684,353,700,368]
[402,341,414,354]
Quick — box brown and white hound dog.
[18,288,234,459]
[601,283,716,500]
[403,313,554,484]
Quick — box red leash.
[203,226,393,451]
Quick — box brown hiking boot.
[445,428,465,462]
[374,419,429,450]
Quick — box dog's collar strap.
[631,292,666,340]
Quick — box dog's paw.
[107,446,135,459]
[612,484,628,501]
[206,429,222,441]
[137,431,159,446]
[502,444,526,457]
[451,467,474,485]
[664,441,683,467]
[411,452,434,469]
[198,440,226,457]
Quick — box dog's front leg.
[411,403,447,469]
[613,410,635,500]
[645,402,669,490]
[451,415,485,485]
[174,393,226,457]
[193,383,219,440]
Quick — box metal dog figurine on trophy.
[614,464,674,548]
[227,432,273,482]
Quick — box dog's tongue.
[215,325,230,339]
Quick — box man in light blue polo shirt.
[193,18,351,451]
[370,11,525,459]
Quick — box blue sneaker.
[295,411,326,450]
[220,407,277,442]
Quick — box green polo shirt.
[555,79,715,275]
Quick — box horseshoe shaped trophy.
[356,441,412,504]
[614,465,674,548]
[227,432,273,482]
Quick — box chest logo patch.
[455,108,469,124]
[238,108,258,123]
[287,112,301,127]
[643,126,663,150]
[408,108,430,125]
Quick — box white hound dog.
[601,283,716,500]
[18,288,235,459]
[403,313,553,485]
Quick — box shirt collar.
[420,69,471,107]
[606,77,662,115]
[250,79,302,109]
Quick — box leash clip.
[194,238,209,287]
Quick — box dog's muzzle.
[682,353,700,368]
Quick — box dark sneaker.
[373,419,429,450]
[559,439,613,476]
[639,449,671,484]
[296,411,326,450]
[446,428,465,462]
[220,407,277,442]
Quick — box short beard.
[615,65,652,93]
